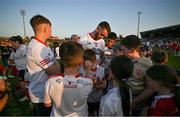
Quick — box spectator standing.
[8,35,29,101]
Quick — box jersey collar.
[34,37,48,47]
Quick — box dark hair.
[107,32,117,40]
[110,55,134,116]
[83,49,96,62]
[151,50,168,64]
[98,21,111,34]
[30,15,51,31]
[121,35,141,51]
[59,41,84,67]
[140,47,147,52]
[146,65,178,104]
[9,35,24,44]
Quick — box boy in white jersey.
[44,41,93,116]
[78,21,111,64]
[79,49,106,116]
[27,15,60,116]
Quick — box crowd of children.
[0,14,179,116]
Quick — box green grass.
[167,55,180,69]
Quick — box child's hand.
[8,59,14,65]
[94,79,106,89]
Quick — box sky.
[0,0,180,38]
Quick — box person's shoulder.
[99,38,105,42]
[77,76,93,84]
[47,74,64,82]
[134,57,152,67]
[28,39,44,47]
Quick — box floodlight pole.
[137,11,142,38]
[20,9,26,38]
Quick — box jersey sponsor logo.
[76,79,92,86]
[64,81,77,88]
[136,69,143,77]
[56,78,62,84]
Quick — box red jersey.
[148,94,179,116]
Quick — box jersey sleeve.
[44,80,52,105]
[44,77,64,108]
[77,36,88,49]
[35,47,55,69]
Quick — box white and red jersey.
[44,74,93,117]
[9,44,27,71]
[78,33,105,60]
[26,37,55,103]
[79,64,105,103]
[148,94,179,116]
[99,87,123,116]
[78,33,105,51]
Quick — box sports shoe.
[19,96,30,102]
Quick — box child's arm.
[0,94,8,112]
[131,87,154,109]
[0,79,8,112]
[44,102,52,107]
